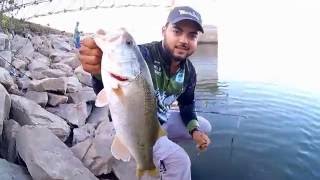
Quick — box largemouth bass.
[94,28,166,178]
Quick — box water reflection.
[185,44,320,180]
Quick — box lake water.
[181,44,320,180]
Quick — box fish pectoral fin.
[111,135,131,162]
[95,88,109,107]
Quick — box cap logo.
[178,10,200,21]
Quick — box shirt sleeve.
[91,74,104,95]
[177,64,199,132]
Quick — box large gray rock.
[60,56,81,69]
[0,33,11,51]
[24,91,48,107]
[75,65,92,87]
[72,123,96,145]
[50,36,73,52]
[47,93,68,106]
[30,35,43,50]
[31,69,69,80]
[42,68,70,78]
[0,50,12,68]
[71,120,115,176]
[0,33,12,68]
[16,126,98,180]
[31,35,51,57]
[51,63,73,75]
[68,86,96,103]
[46,102,90,127]
[49,49,74,63]
[10,94,70,141]
[0,84,11,135]
[2,119,21,162]
[29,70,47,80]
[0,158,32,180]
[29,77,67,94]
[63,76,82,93]
[16,76,31,90]
[10,35,34,57]
[12,58,27,70]
[0,67,15,89]
[27,60,49,71]
[27,52,50,71]
[86,106,110,126]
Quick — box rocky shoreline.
[0,24,149,179]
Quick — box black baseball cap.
[167,6,204,33]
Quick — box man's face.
[162,20,200,62]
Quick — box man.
[73,21,81,48]
[80,6,212,179]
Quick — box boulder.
[10,94,70,141]
[0,84,11,135]
[46,102,90,127]
[24,91,48,107]
[29,77,67,94]
[0,159,32,180]
[1,119,21,162]
[16,126,98,180]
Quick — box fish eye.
[126,40,133,46]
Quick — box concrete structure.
[199,25,217,44]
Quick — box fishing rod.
[1,49,94,88]
[0,54,33,80]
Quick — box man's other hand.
[192,130,211,151]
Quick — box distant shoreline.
[1,16,71,36]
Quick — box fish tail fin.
[136,168,159,178]
[157,127,167,138]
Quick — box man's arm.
[92,74,103,94]
[177,63,211,150]
[177,63,199,133]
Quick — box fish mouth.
[110,72,129,81]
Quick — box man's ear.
[162,26,166,36]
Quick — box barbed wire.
[21,3,172,21]
[1,0,53,13]
[2,0,173,21]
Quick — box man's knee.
[175,147,191,167]
[160,147,191,179]
[198,116,212,134]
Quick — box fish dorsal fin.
[95,88,109,107]
[111,135,131,162]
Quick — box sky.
[10,0,217,43]
[7,0,320,91]
[218,0,320,91]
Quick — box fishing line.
[0,54,93,87]
[193,110,247,119]
[230,116,242,162]
[0,54,33,80]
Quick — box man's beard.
[163,38,188,63]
